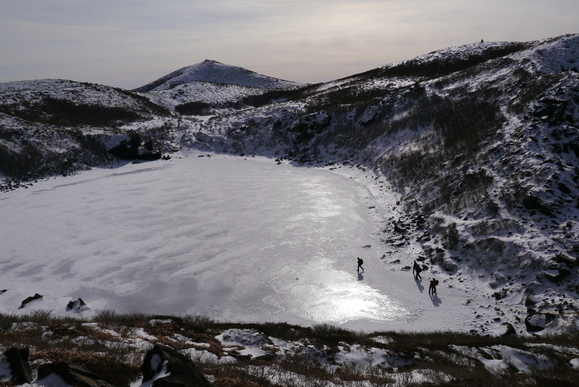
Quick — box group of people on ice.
[414,260,438,295]
[357,257,438,295]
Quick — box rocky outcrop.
[18,293,43,309]
[142,344,212,387]
[4,348,33,385]
[107,132,163,161]
[287,111,331,143]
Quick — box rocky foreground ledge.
[1,312,579,386]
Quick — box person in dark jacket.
[357,257,364,272]
[413,260,422,280]
[429,278,439,295]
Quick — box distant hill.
[134,59,302,92]
[0,79,171,181]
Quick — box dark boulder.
[523,194,553,216]
[544,268,572,283]
[37,362,115,387]
[492,288,508,301]
[142,344,212,387]
[555,252,577,267]
[525,312,558,333]
[4,347,33,385]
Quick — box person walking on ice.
[357,257,364,272]
[429,278,438,295]
[413,260,422,280]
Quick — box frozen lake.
[0,153,487,332]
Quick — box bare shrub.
[93,310,149,327]
[182,314,216,329]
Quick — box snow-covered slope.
[144,81,268,111]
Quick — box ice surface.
[0,153,498,331]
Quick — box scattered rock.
[142,344,212,387]
[19,293,42,309]
[4,348,33,385]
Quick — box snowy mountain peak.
[135,60,302,92]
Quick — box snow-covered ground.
[0,152,511,333]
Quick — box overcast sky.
[1,0,577,89]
